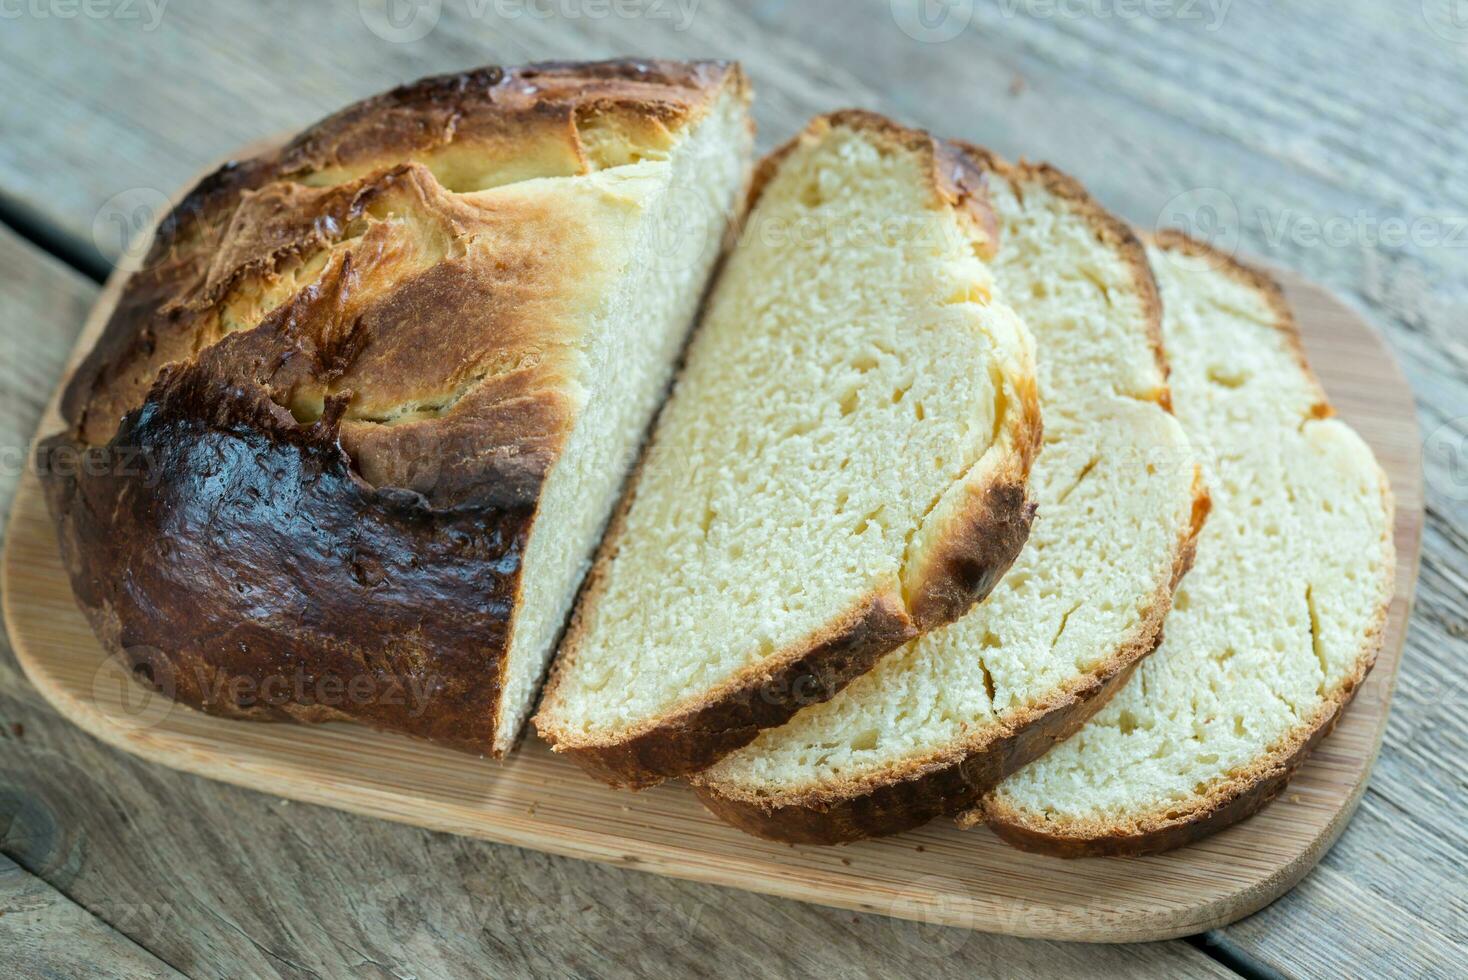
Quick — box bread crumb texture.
[695,160,1200,810]
[538,116,1037,747]
[982,236,1394,844]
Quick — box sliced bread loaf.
[971,231,1395,856]
[691,153,1209,843]
[535,114,1043,788]
[41,61,753,755]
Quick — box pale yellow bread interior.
[693,160,1202,818]
[536,117,1039,759]
[978,234,1394,848]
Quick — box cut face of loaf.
[973,232,1395,856]
[535,113,1043,788]
[39,61,752,755]
[691,154,1208,843]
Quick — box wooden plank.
[0,853,185,979]
[0,230,90,707]
[0,226,1230,979]
[3,224,1422,944]
[0,0,1462,969]
[0,688,1233,979]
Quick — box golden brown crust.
[40,59,745,756]
[1149,229,1329,416]
[745,111,1001,257]
[535,114,1036,789]
[691,473,1208,844]
[973,234,1394,857]
[977,655,1380,856]
[540,592,918,790]
[903,384,1042,631]
[965,148,1174,407]
[904,477,1036,633]
[689,149,1209,843]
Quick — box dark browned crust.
[973,232,1393,857]
[535,113,1038,789]
[695,657,1145,845]
[689,150,1211,844]
[39,371,527,752]
[41,59,746,756]
[540,593,918,790]
[905,480,1037,632]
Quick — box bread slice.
[40,61,753,755]
[971,231,1395,856]
[535,114,1043,788]
[691,153,1209,843]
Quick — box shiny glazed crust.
[535,114,1043,789]
[39,60,747,755]
[689,152,1211,842]
[972,231,1395,856]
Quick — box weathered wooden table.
[1,2,1463,976]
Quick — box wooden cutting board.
[1,248,1423,945]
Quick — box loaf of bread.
[691,152,1208,842]
[970,232,1395,856]
[39,60,752,754]
[535,114,1043,788]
